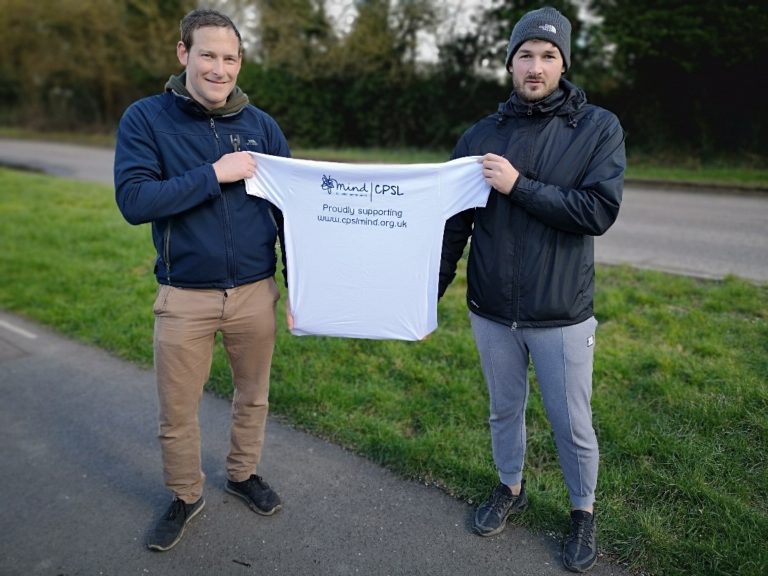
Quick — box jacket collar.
[164,72,250,117]
[498,78,586,121]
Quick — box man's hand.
[481,153,520,195]
[213,151,256,184]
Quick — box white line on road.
[0,319,38,339]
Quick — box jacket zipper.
[210,117,219,140]
[211,117,236,287]
[509,117,540,326]
[512,114,553,327]
[163,220,172,283]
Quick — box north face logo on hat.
[538,24,557,34]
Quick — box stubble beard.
[513,75,557,103]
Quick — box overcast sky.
[323,0,483,63]
[230,0,593,67]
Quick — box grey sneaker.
[473,480,528,536]
[225,474,282,515]
[146,497,205,552]
[562,509,597,572]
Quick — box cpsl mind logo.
[321,174,367,197]
[321,174,402,198]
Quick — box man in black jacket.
[439,7,625,573]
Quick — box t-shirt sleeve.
[440,156,490,220]
[245,151,287,210]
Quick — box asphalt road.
[596,184,768,284]
[0,311,629,576]
[0,139,637,575]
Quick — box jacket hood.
[497,78,586,127]
[164,72,250,117]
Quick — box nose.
[529,56,543,74]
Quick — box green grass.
[1,168,767,575]
[626,166,768,188]
[625,158,768,189]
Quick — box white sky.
[233,0,594,67]
[323,0,483,63]
[322,0,595,64]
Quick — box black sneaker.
[225,474,282,515]
[473,480,528,536]
[146,497,205,552]
[563,509,597,573]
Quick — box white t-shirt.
[246,152,489,340]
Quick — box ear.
[177,41,189,67]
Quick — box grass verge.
[1,168,767,575]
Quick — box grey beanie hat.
[505,7,572,72]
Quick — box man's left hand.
[481,153,519,195]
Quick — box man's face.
[509,39,564,102]
[177,26,242,110]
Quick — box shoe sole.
[562,555,597,573]
[147,498,206,552]
[473,498,528,537]
[225,484,282,516]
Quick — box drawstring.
[496,102,507,126]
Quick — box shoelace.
[243,475,267,490]
[167,498,188,521]
[489,485,516,510]
[567,517,594,547]
[237,475,274,499]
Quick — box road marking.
[0,319,38,339]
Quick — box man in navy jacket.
[115,8,289,552]
[439,7,625,573]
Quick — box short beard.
[512,76,557,103]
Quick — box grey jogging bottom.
[470,312,599,510]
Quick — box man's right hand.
[213,151,256,183]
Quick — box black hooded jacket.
[439,79,625,328]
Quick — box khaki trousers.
[153,278,279,503]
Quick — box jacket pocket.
[162,220,172,283]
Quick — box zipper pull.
[230,134,241,152]
[210,117,219,140]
